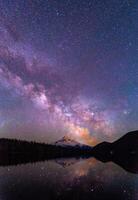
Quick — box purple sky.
[0,0,137,145]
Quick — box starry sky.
[0,0,137,145]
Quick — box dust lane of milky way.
[0,0,137,145]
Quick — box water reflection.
[0,158,137,200]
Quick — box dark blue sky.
[0,0,137,145]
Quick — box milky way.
[0,0,137,145]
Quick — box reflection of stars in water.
[90,187,94,192]
[0,158,137,200]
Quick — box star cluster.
[0,0,137,144]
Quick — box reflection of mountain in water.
[0,138,93,166]
[1,157,137,200]
[55,158,79,168]
[55,157,98,178]
[0,130,137,174]
[92,130,138,174]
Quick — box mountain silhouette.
[0,131,137,174]
[55,135,92,148]
[0,138,93,166]
[55,135,82,146]
[92,130,138,173]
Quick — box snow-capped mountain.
[55,135,91,148]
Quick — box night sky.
[0,0,137,145]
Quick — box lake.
[0,158,137,200]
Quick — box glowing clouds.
[32,92,50,110]
[66,122,97,146]
[0,63,115,144]
[0,46,116,144]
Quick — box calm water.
[0,158,137,200]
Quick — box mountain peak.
[55,135,93,149]
[62,135,72,141]
[61,135,76,142]
[55,135,83,147]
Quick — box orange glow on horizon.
[66,122,97,146]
